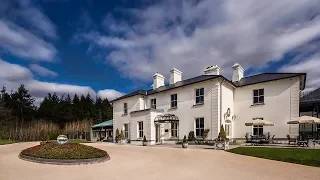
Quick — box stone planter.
[182,142,188,148]
[142,141,148,146]
[215,140,229,150]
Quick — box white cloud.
[78,0,320,89]
[29,64,58,77]
[98,89,125,101]
[279,53,320,91]
[0,59,123,105]
[1,0,58,39]
[0,59,33,81]
[0,20,57,61]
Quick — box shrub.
[120,130,125,140]
[143,135,147,142]
[115,129,120,143]
[183,135,187,143]
[188,131,196,141]
[218,125,227,141]
[203,129,210,140]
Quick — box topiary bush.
[143,135,147,142]
[183,135,187,143]
[115,128,120,143]
[120,130,125,140]
[188,131,196,141]
[218,125,227,141]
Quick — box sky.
[1,0,320,105]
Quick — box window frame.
[138,121,143,138]
[195,88,204,105]
[124,124,129,139]
[151,98,157,109]
[171,122,178,138]
[195,117,204,138]
[123,103,128,115]
[170,94,178,108]
[252,117,263,136]
[253,89,264,105]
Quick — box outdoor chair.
[260,135,270,144]
[287,135,296,146]
[245,134,252,145]
[270,135,275,144]
[297,135,308,147]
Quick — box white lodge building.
[111,63,306,145]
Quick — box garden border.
[19,153,110,165]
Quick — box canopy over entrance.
[154,114,179,123]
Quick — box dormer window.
[151,98,156,109]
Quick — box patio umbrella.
[245,119,275,126]
[287,116,320,124]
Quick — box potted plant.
[142,135,148,146]
[188,131,196,142]
[119,130,125,145]
[182,135,188,148]
[215,125,229,150]
[115,128,120,143]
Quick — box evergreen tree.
[101,98,113,120]
[10,85,35,121]
[72,94,81,120]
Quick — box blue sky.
[1,0,320,104]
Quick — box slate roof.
[301,87,320,102]
[233,73,306,87]
[111,73,306,102]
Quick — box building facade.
[111,64,306,145]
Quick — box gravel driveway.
[0,142,319,180]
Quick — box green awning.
[91,120,113,128]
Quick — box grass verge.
[228,147,320,167]
[0,139,16,145]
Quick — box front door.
[155,124,160,143]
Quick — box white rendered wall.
[233,77,300,139]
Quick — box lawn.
[0,140,16,145]
[228,147,320,167]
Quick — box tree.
[101,98,113,121]
[10,85,35,121]
[218,125,227,141]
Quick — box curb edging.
[19,153,110,165]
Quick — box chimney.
[170,68,182,85]
[204,65,220,75]
[232,63,244,82]
[153,72,165,89]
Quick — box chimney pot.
[153,72,165,89]
[170,68,182,85]
[204,65,220,75]
[232,63,244,82]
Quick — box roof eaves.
[235,73,306,88]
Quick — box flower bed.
[19,142,109,165]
